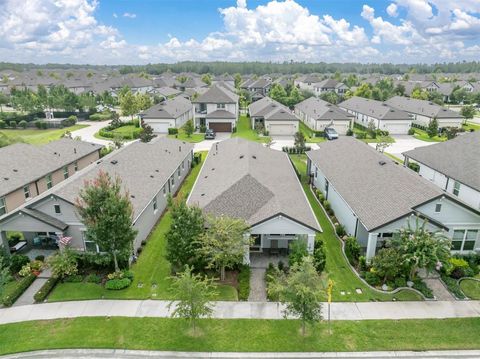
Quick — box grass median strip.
[0,317,479,354]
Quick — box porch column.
[366,232,378,263]
[0,231,9,256]
[307,234,315,254]
[243,233,250,265]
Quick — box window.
[153,196,158,212]
[324,180,329,194]
[63,166,69,179]
[23,185,30,200]
[182,160,185,170]
[177,166,181,178]
[171,176,175,187]
[435,203,442,213]
[83,232,99,252]
[453,181,461,196]
[74,161,78,172]
[162,185,166,196]
[452,229,478,251]
[217,103,226,109]
[0,197,6,216]
[54,204,61,214]
[46,174,52,189]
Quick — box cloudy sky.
[0,0,479,64]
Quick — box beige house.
[0,139,102,217]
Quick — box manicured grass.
[459,279,480,300]
[168,129,205,143]
[462,121,480,132]
[94,125,140,140]
[0,125,88,145]
[290,154,422,302]
[48,151,237,302]
[352,127,395,143]
[384,152,403,164]
[0,317,479,354]
[233,115,270,143]
[412,128,447,142]
[299,122,326,143]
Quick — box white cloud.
[123,12,137,19]
[386,3,398,17]
[113,13,118,18]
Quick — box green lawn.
[233,115,270,143]
[459,279,480,300]
[412,128,447,142]
[299,122,326,143]
[168,129,205,143]
[463,121,480,132]
[352,127,395,143]
[0,125,88,145]
[289,154,422,302]
[48,151,237,302]
[0,317,479,354]
[95,125,140,140]
[384,152,403,164]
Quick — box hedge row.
[237,265,251,301]
[33,277,59,303]
[2,274,36,307]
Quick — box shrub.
[358,256,368,272]
[35,120,47,129]
[461,254,480,275]
[313,238,326,274]
[412,279,434,299]
[105,277,132,290]
[394,277,407,288]
[277,261,285,272]
[85,274,102,283]
[9,120,16,128]
[30,260,43,271]
[61,115,77,127]
[89,112,113,121]
[355,132,366,139]
[237,265,250,301]
[288,240,308,267]
[408,162,420,172]
[345,237,361,266]
[35,255,45,262]
[323,200,331,211]
[2,274,36,307]
[19,264,32,277]
[199,125,207,133]
[34,277,59,302]
[335,224,346,237]
[168,127,178,135]
[9,255,30,273]
[408,128,415,135]
[364,271,381,286]
[448,257,472,279]
[346,128,353,136]
[47,249,78,279]
[0,120,5,129]
[441,274,465,299]
[18,120,28,129]
[63,274,83,283]
[75,252,113,271]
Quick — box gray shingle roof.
[339,96,411,121]
[21,208,68,230]
[403,131,480,191]
[206,109,237,119]
[194,85,239,104]
[307,137,443,231]
[140,96,192,119]
[295,97,352,121]
[188,138,320,231]
[0,139,102,197]
[385,96,463,119]
[248,97,298,122]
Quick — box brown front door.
[209,122,232,132]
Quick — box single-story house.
[312,79,348,96]
[0,139,102,216]
[294,97,353,134]
[187,138,321,262]
[0,138,194,254]
[339,96,412,134]
[248,97,299,136]
[385,96,464,129]
[140,96,193,133]
[403,131,480,211]
[307,137,480,260]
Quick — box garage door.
[269,124,295,136]
[332,123,349,135]
[209,122,232,132]
[384,123,409,135]
[149,122,170,133]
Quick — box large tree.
[76,171,137,272]
[198,215,250,281]
[269,256,324,336]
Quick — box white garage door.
[269,124,295,136]
[384,123,409,135]
[149,122,170,133]
[332,123,349,135]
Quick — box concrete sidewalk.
[0,299,479,325]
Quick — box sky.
[0,0,479,65]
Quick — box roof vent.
[131,195,135,199]
[150,175,154,178]
[211,168,215,171]
[204,175,208,178]
[13,169,17,172]
[74,148,77,154]
[252,155,257,159]
[155,169,159,172]
[179,146,182,152]
[201,193,205,197]
[3,177,8,181]
[379,160,387,166]
[239,155,244,159]
[110,160,118,165]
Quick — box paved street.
[0,299,479,325]
[369,135,436,160]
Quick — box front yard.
[48,151,238,302]
[290,154,422,302]
[168,128,205,143]
[0,125,88,145]
[460,278,480,299]
[462,121,480,132]
[233,115,271,143]
[412,128,447,142]
[299,122,326,143]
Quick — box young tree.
[166,198,206,272]
[234,73,242,89]
[0,93,8,112]
[319,91,339,105]
[169,265,217,335]
[120,90,138,119]
[135,93,152,112]
[367,120,377,139]
[76,171,137,272]
[269,257,324,336]
[372,247,403,284]
[139,124,155,143]
[294,131,306,149]
[184,119,195,138]
[391,218,451,280]
[198,215,250,281]
[269,83,288,104]
[460,105,475,122]
[426,117,439,138]
[201,74,212,86]
[411,88,429,100]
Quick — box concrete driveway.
[369,135,436,160]
[71,121,112,146]
[193,132,231,152]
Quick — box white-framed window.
[182,160,185,170]
[452,229,478,251]
[54,204,61,214]
[74,161,78,171]
[153,195,158,212]
[217,103,226,109]
[163,185,166,196]
[171,176,175,187]
[0,197,6,216]
[435,203,442,213]
[23,185,30,199]
[453,181,461,196]
[83,232,99,253]
[63,166,69,179]
[177,166,181,178]
[315,167,318,178]
[46,174,53,189]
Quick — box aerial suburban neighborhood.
[0,0,480,358]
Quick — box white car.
[324,127,339,140]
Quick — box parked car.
[204,129,216,140]
[324,127,339,140]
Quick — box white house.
[339,96,412,134]
[307,137,480,260]
[294,97,353,135]
[187,138,321,262]
[248,97,299,136]
[403,131,480,211]
[140,96,194,133]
